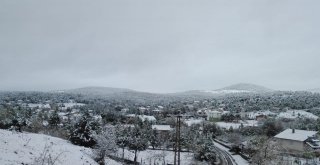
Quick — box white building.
[206,109,229,120]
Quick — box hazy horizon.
[0,82,318,94]
[1,0,320,93]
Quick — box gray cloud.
[1,0,320,92]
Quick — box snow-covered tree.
[149,129,161,149]
[115,125,130,161]
[193,135,217,164]
[251,137,282,165]
[69,114,100,147]
[48,110,60,128]
[127,125,149,163]
[93,126,117,165]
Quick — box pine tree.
[48,110,60,128]
[194,135,217,163]
[69,115,98,147]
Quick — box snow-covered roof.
[206,110,221,113]
[152,125,172,131]
[274,129,317,142]
[126,114,156,122]
[184,119,204,126]
[138,115,156,122]
[126,114,136,117]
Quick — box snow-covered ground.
[0,129,98,165]
[105,157,122,165]
[216,120,258,129]
[247,110,318,120]
[278,110,318,120]
[115,148,195,165]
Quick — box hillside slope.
[0,129,98,165]
[217,83,272,93]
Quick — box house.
[206,109,229,120]
[274,129,318,152]
[196,109,207,118]
[206,110,222,120]
[255,114,267,121]
[152,125,172,144]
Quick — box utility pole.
[174,111,182,165]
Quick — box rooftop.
[152,125,172,131]
[274,129,317,142]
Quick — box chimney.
[292,128,295,133]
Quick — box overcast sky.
[1,0,320,93]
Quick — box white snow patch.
[277,110,318,120]
[0,129,98,165]
[116,149,194,165]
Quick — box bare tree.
[251,137,283,165]
[92,125,117,165]
[33,142,66,165]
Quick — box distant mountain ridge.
[307,88,320,93]
[66,86,136,95]
[64,83,273,96]
[60,83,273,101]
[218,83,273,93]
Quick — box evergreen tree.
[48,110,60,128]
[150,129,161,149]
[194,135,217,163]
[69,115,99,147]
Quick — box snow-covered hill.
[0,129,98,165]
[217,83,272,93]
[65,86,135,95]
[199,83,272,94]
[58,83,274,101]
